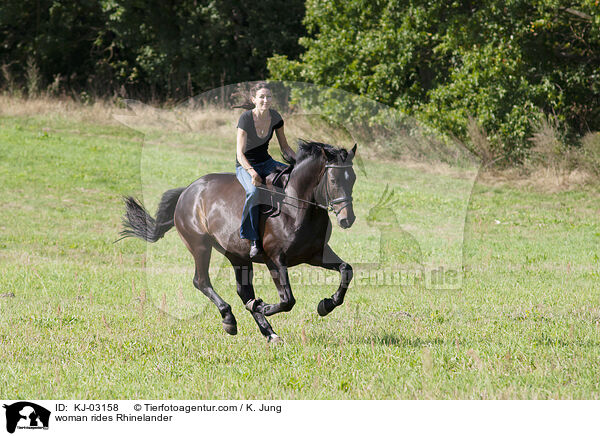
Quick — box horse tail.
[118,187,185,242]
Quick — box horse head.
[292,141,357,228]
[321,143,357,228]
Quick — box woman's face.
[252,88,272,111]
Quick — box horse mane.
[290,139,349,165]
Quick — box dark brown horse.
[120,140,357,342]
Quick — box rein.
[255,186,329,210]
[255,163,353,214]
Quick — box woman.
[235,82,296,258]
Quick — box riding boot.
[249,240,263,258]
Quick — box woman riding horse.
[120,93,358,342]
[234,82,296,258]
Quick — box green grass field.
[1,107,599,399]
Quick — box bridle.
[315,164,354,215]
[255,163,354,215]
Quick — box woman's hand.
[249,168,262,186]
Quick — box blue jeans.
[236,158,285,241]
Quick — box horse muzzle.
[336,204,355,229]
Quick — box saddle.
[260,164,293,217]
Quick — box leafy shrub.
[269,0,600,162]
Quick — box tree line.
[1,0,599,159]
[0,0,305,100]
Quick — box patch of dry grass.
[0,94,118,124]
[478,166,594,193]
[478,116,600,192]
[466,115,498,167]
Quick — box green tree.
[97,0,306,99]
[269,0,600,160]
[0,0,109,94]
[0,0,306,100]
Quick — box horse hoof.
[223,322,238,335]
[317,298,337,316]
[267,334,282,345]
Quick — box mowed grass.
[1,109,599,399]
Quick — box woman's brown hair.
[232,82,271,110]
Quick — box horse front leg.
[231,263,280,342]
[251,257,296,317]
[309,244,353,316]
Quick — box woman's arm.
[275,126,296,163]
[237,128,262,186]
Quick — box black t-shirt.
[236,109,284,167]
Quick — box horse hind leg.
[191,241,237,335]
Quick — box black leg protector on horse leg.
[232,264,277,339]
[332,262,353,305]
[259,260,296,317]
[311,246,353,317]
